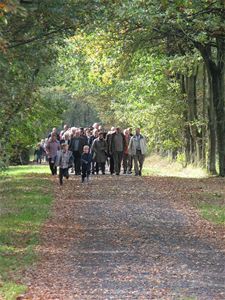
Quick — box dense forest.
[0,0,224,175]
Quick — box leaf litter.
[18,175,225,300]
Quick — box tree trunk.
[180,74,191,166]
[212,67,225,176]
[186,72,198,164]
[201,63,207,168]
[196,39,224,176]
[212,38,225,176]
[207,86,217,175]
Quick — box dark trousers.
[36,155,42,164]
[81,165,91,182]
[96,162,105,174]
[49,157,57,175]
[91,161,96,174]
[73,151,81,175]
[130,156,133,172]
[59,168,69,185]
[113,151,123,175]
[109,155,114,174]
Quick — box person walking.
[110,127,126,175]
[85,129,95,148]
[60,132,71,145]
[122,129,132,174]
[91,132,108,175]
[60,124,69,141]
[81,145,92,183]
[106,127,115,175]
[127,127,133,172]
[80,127,88,145]
[69,129,85,175]
[90,129,99,174]
[128,128,147,176]
[46,133,60,175]
[48,127,60,141]
[34,142,45,164]
[55,143,73,185]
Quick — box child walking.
[56,143,73,185]
[81,145,92,183]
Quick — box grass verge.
[142,154,207,178]
[195,191,225,225]
[0,165,53,300]
[143,155,225,226]
[198,203,225,224]
[5,164,49,176]
[190,190,225,225]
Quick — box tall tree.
[99,0,225,174]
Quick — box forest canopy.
[0,0,224,175]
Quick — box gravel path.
[21,175,225,300]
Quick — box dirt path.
[21,175,225,300]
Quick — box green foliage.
[1,0,224,169]
[50,34,185,150]
[44,34,120,126]
[176,152,186,166]
[111,50,184,150]
[169,51,202,77]
[0,1,71,167]
[0,0,83,166]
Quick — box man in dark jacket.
[109,127,126,175]
[106,127,115,175]
[80,127,88,145]
[91,132,108,175]
[69,130,85,175]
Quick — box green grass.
[143,154,207,178]
[192,191,225,225]
[5,164,49,176]
[0,283,27,300]
[0,167,53,300]
[198,203,225,224]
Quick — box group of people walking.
[36,123,147,185]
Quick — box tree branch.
[20,0,34,4]
[8,27,73,48]
[188,7,225,19]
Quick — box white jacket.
[128,135,147,155]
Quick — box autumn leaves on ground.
[1,165,225,300]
